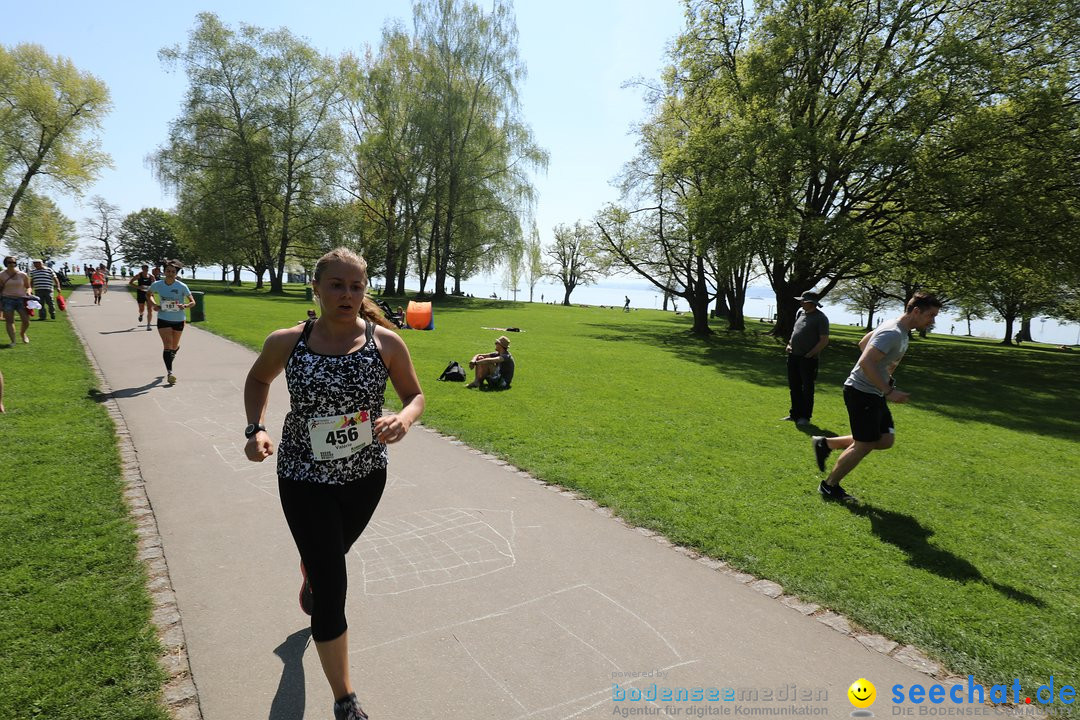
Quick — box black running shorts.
[843,384,894,443]
[157,318,185,331]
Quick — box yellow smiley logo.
[848,678,876,709]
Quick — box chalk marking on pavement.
[353,508,516,595]
[452,632,530,712]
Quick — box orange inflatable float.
[405,301,434,330]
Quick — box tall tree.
[834,275,892,332]
[339,29,434,294]
[524,226,544,302]
[671,0,1075,340]
[504,236,524,300]
[156,14,343,293]
[2,191,77,260]
[0,44,112,243]
[412,0,547,299]
[596,91,722,335]
[546,221,602,306]
[116,208,180,266]
[83,196,122,271]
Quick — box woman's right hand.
[245,432,274,462]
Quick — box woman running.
[90,265,108,305]
[243,247,424,720]
[128,264,155,330]
[148,260,195,386]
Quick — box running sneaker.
[818,480,854,502]
[167,373,177,386]
[812,436,831,472]
[333,693,369,720]
[138,314,143,322]
[299,561,313,616]
[146,323,152,331]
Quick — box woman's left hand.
[374,413,410,444]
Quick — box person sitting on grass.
[466,335,515,390]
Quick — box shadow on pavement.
[87,378,163,401]
[269,627,311,720]
[844,501,1043,607]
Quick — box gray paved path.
[68,284,936,720]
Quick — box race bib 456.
[308,411,372,462]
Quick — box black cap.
[794,291,822,306]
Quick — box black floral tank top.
[277,320,389,484]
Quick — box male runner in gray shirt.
[812,292,942,501]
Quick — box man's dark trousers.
[787,354,819,421]
[36,289,55,320]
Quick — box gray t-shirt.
[846,318,909,395]
[788,309,830,356]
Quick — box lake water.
[176,266,1078,346]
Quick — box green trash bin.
[190,291,206,322]
[305,286,313,301]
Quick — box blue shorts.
[2,296,26,313]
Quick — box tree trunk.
[688,255,713,335]
[1002,315,1016,345]
[726,304,745,332]
[232,265,242,286]
[1020,316,1033,342]
[713,291,728,319]
[865,307,876,332]
[562,283,575,306]
[774,293,803,343]
[689,294,713,335]
[383,196,398,296]
[724,284,747,332]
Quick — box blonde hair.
[312,247,395,329]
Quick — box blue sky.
[1,0,685,248]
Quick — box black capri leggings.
[278,469,387,642]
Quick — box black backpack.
[438,361,466,382]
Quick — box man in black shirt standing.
[783,291,830,426]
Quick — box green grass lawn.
[186,279,1080,709]
[0,313,167,720]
